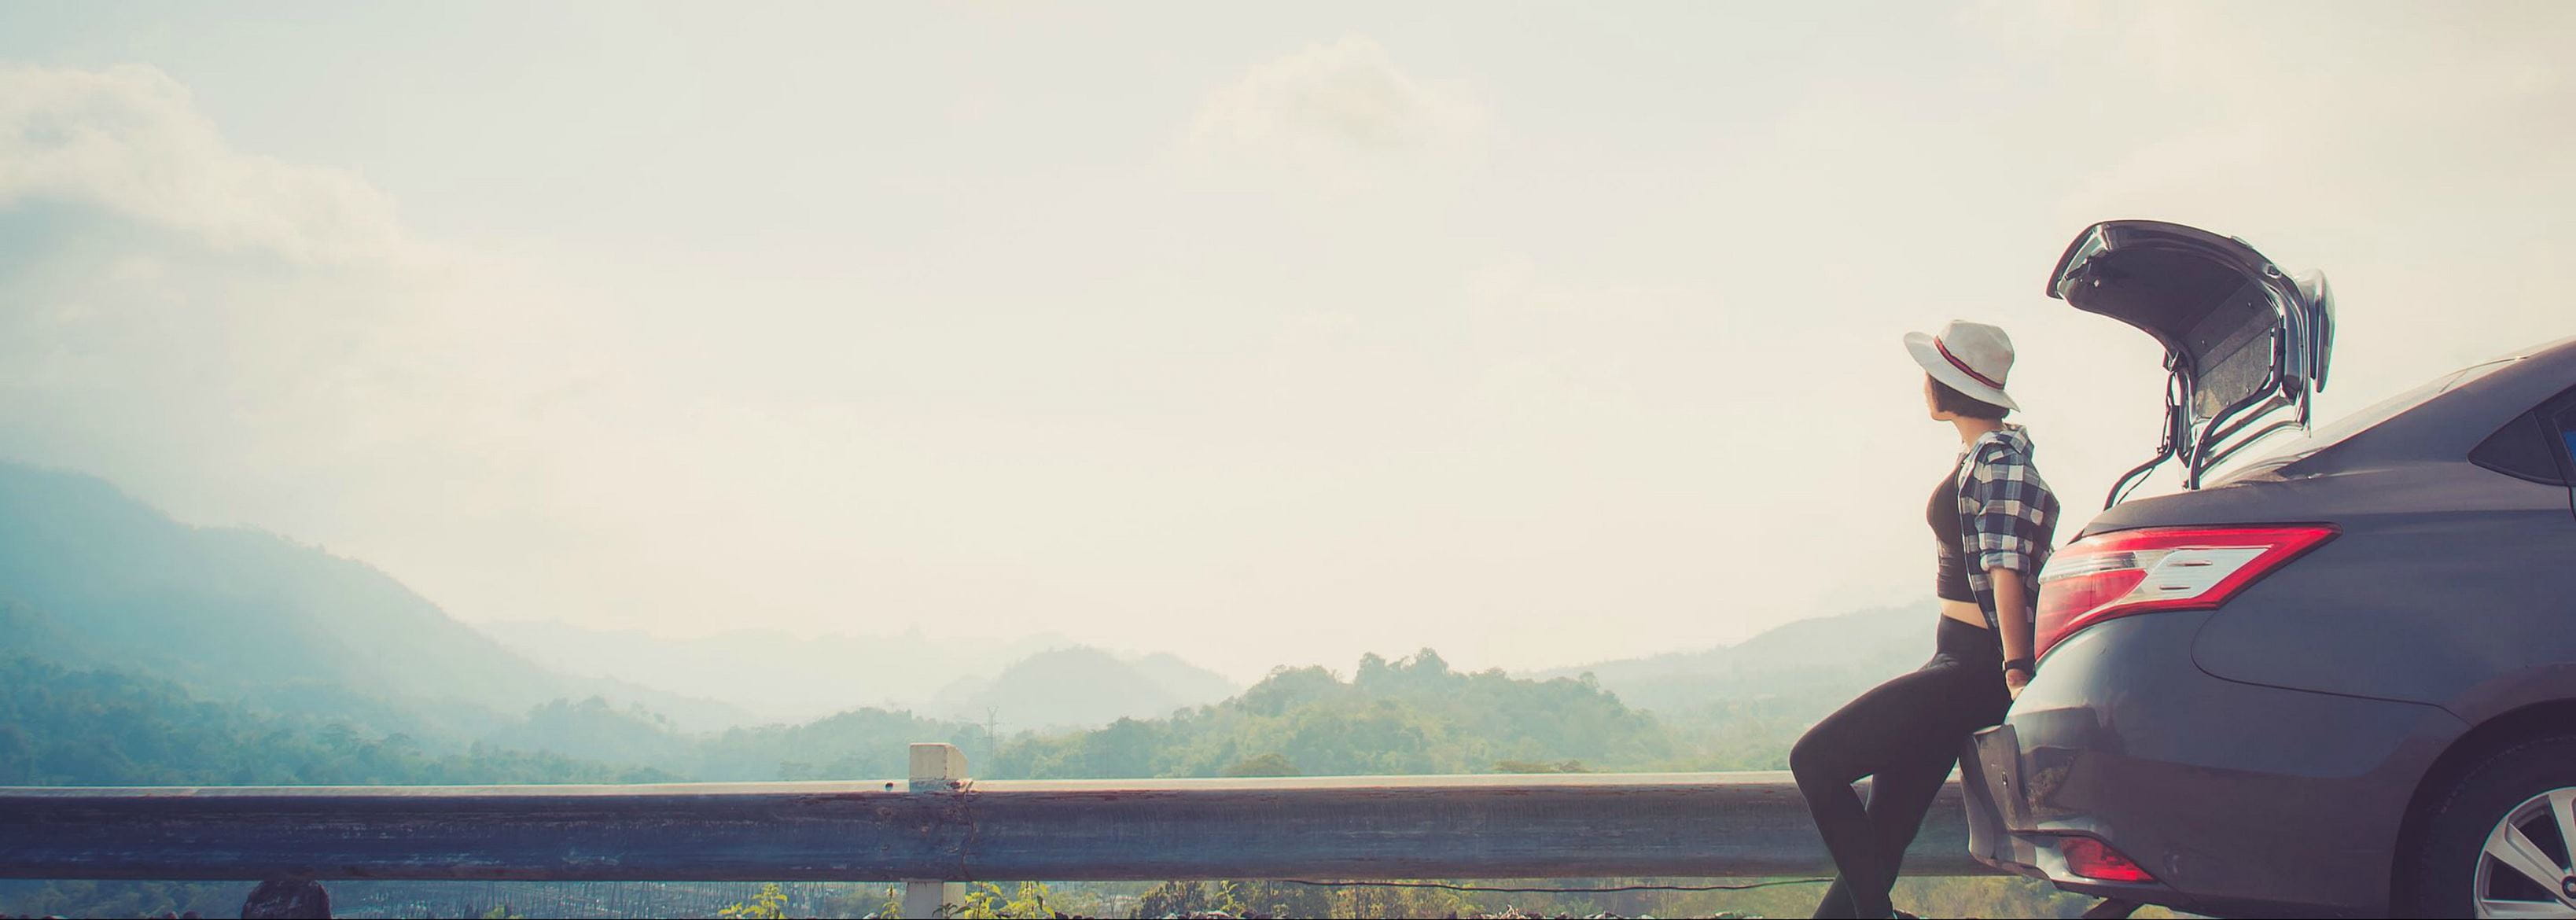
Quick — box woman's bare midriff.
[1938,598,1988,628]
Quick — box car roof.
[2274,334,2576,477]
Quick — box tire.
[2398,734,2576,918]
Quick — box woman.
[1790,320,2063,919]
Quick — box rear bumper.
[1959,612,2466,918]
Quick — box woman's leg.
[1791,661,1981,918]
[1856,736,1974,902]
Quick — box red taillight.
[2056,836,2156,883]
[2033,524,2339,658]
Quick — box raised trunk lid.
[2048,220,2337,503]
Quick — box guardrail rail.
[0,742,2001,918]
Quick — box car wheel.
[2401,735,2576,918]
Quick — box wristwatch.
[2001,657,2036,676]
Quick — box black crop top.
[1932,464,1974,602]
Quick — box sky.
[2,2,2571,684]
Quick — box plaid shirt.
[1953,425,2061,632]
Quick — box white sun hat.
[1904,320,2021,411]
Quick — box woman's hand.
[2005,669,2030,700]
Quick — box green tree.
[1133,880,1213,918]
[717,881,789,919]
[959,881,1052,918]
[1213,879,1332,919]
[1219,752,1299,777]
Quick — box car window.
[2472,412,2568,484]
[2553,405,2576,517]
[2555,405,2576,478]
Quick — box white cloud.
[0,64,415,265]
[1188,36,1489,180]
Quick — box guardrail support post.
[902,742,968,919]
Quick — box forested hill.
[925,646,1242,732]
[471,648,1681,781]
[480,620,1242,729]
[0,655,672,786]
[0,462,746,734]
[1528,604,1928,716]
[2,642,1677,786]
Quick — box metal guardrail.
[0,744,2000,918]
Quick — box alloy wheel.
[2473,787,2576,918]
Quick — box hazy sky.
[2,2,2570,683]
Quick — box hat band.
[1934,337,2005,390]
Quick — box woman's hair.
[1929,376,2011,420]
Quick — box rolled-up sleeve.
[1968,447,2048,574]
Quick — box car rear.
[1967,220,2576,917]
[1963,338,2576,917]
[1961,515,2471,917]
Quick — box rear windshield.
[2223,356,2519,474]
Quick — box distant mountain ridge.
[476,620,1080,723]
[0,461,747,734]
[1526,603,1930,715]
[923,646,1241,731]
[481,620,1242,730]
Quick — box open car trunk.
[2048,220,2338,505]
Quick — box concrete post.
[901,742,967,919]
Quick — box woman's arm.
[1989,567,2035,697]
[1966,440,2052,698]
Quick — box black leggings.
[1790,616,2012,919]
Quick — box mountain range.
[474,620,1239,727]
[923,646,1242,731]
[0,462,746,736]
[0,458,1938,745]
[1529,603,1930,716]
[0,462,1247,736]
